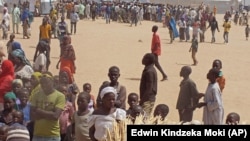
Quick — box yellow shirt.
[29,84,41,102]
[40,24,51,39]
[223,22,231,32]
[31,90,65,137]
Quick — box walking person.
[223,18,231,44]
[189,37,198,66]
[57,16,69,45]
[151,25,168,81]
[207,16,220,43]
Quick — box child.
[17,88,31,126]
[226,112,240,125]
[22,19,30,39]
[189,37,198,66]
[126,92,139,116]
[0,125,8,141]
[6,34,15,60]
[70,91,92,141]
[33,41,48,73]
[212,59,226,93]
[130,105,145,124]
[53,75,60,89]
[153,104,169,121]
[83,83,96,112]
[0,92,18,126]
[57,84,74,141]
[245,24,250,40]
[6,111,30,141]
[0,20,8,40]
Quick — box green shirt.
[31,90,65,137]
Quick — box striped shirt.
[6,123,30,141]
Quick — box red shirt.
[151,33,161,56]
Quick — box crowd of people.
[0,0,248,141]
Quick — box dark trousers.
[70,22,77,34]
[178,109,193,123]
[153,54,167,78]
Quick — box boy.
[176,66,203,122]
[189,37,198,66]
[17,88,31,126]
[83,83,96,112]
[223,18,231,43]
[0,19,8,40]
[6,34,15,59]
[126,92,139,116]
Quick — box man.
[57,16,69,44]
[12,4,20,34]
[151,25,168,81]
[70,9,79,34]
[139,53,157,117]
[223,18,231,44]
[176,66,202,123]
[96,66,127,110]
[39,18,52,44]
[30,74,65,141]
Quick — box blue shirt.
[18,103,31,124]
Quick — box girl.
[56,35,76,74]
[0,92,18,125]
[89,86,126,141]
[83,83,96,113]
[58,66,79,110]
[58,85,74,141]
[0,60,15,111]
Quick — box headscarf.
[11,42,23,52]
[0,60,14,78]
[32,72,42,81]
[11,49,31,66]
[60,66,73,84]
[100,86,117,100]
[12,79,23,87]
[4,92,18,110]
[4,92,17,101]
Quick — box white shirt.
[2,13,10,27]
[33,53,47,72]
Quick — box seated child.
[0,125,8,141]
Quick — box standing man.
[139,53,157,117]
[70,9,79,34]
[176,66,202,123]
[151,25,168,81]
[12,4,20,34]
[39,18,52,44]
[57,16,69,44]
[30,74,65,141]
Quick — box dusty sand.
[2,14,250,123]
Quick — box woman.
[89,86,126,141]
[0,92,18,125]
[0,60,15,111]
[59,66,79,110]
[10,49,34,82]
[56,35,76,74]
[29,72,42,102]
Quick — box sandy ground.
[2,14,250,123]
